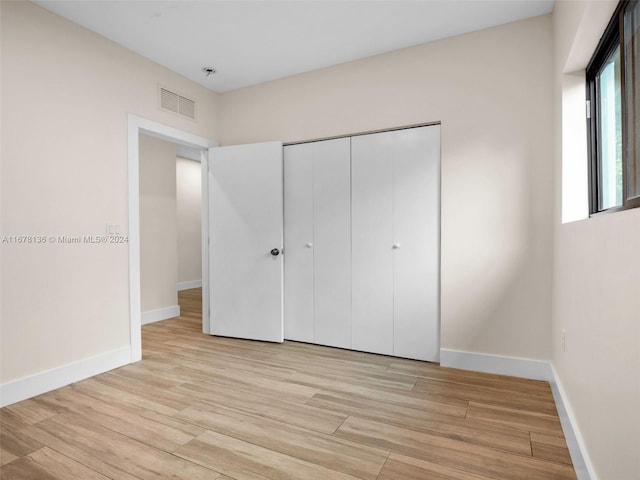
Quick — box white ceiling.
[35,1,554,93]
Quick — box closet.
[284,124,440,362]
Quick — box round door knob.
[305,242,313,248]
[270,248,280,256]
[393,243,400,249]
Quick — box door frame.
[127,114,216,362]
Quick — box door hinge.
[586,100,591,119]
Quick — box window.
[587,0,640,214]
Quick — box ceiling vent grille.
[159,87,196,119]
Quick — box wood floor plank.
[2,446,113,479]
[307,390,466,420]
[388,363,552,397]
[165,340,407,392]
[289,371,470,410]
[175,430,361,480]
[105,364,188,389]
[467,401,565,437]
[175,402,388,479]
[92,370,192,410]
[281,340,394,368]
[172,382,347,435]
[0,401,56,466]
[531,433,573,466]
[307,392,532,455]
[169,363,319,401]
[32,386,204,452]
[377,453,494,480]
[167,351,298,382]
[158,331,411,389]
[287,366,417,392]
[0,449,18,467]
[0,400,57,427]
[94,370,189,410]
[335,416,576,480]
[0,426,43,460]
[71,378,181,417]
[21,413,221,480]
[0,412,29,434]
[0,457,60,480]
[280,351,417,387]
[413,377,558,415]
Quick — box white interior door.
[208,141,284,343]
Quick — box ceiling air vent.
[159,87,196,119]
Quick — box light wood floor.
[0,288,576,479]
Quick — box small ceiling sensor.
[202,67,217,77]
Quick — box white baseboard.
[177,280,202,291]
[0,346,131,408]
[439,348,553,381]
[141,305,180,325]
[550,364,596,480]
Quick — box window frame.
[586,0,640,215]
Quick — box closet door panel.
[393,126,440,361]
[351,132,394,356]
[284,144,314,342]
[313,138,352,349]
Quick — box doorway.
[127,114,215,362]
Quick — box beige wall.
[552,2,640,479]
[176,158,202,285]
[139,135,178,312]
[0,1,219,383]
[219,15,555,361]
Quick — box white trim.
[127,118,142,362]
[177,280,202,291]
[141,305,181,325]
[128,114,216,362]
[550,364,596,480]
[176,145,202,162]
[439,348,553,381]
[0,347,130,408]
[201,149,211,334]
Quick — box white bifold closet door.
[284,138,351,348]
[352,125,440,361]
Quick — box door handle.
[393,243,401,249]
[270,248,280,256]
[305,242,313,248]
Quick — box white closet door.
[351,132,395,356]
[284,144,314,343]
[393,126,440,361]
[313,138,351,348]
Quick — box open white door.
[208,141,284,342]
